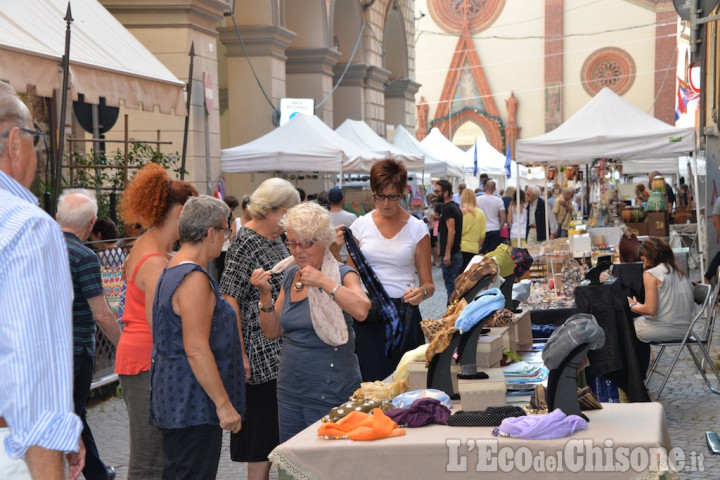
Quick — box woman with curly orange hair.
[116,163,197,479]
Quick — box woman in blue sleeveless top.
[150,196,245,479]
[250,202,371,442]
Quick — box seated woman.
[150,195,245,479]
[250,202,370,441]
[628,237,693,343]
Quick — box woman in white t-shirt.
[628,238,694,344]
[349,159,435,381]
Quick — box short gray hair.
[248,178,300,218]
[526,186,540,197]
[56,189,98,229]
[282,202,334,247]
[178,195,230,244]
[0,82,32,157]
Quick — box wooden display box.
[407,361,428,392]
[458,368,506,411]
[646,211,669,237]
[487,325,516,354]
[514,310,533,352]
[624,221,648,237]
[476,334,503,367]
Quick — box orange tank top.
[115,252,165,375]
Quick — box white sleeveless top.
[633,263,694,342]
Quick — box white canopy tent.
[463,138,546,188]
[221,114,385,174]
[516,88,695,165]
[393,125,465,178]
[0,0,185,113]
[335,119,424,171]
[516,87,701,272]
[420,128,469,177]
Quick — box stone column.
[285,47,341,126]
[100,0,228,188]
[219,25,296,146]
[544,0,564,132]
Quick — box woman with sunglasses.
[219,178,299,480]
[348,159,434,381]
[250,202,370,441]
[150,196,244,479]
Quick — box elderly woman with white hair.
[219,178,300,480]
[150,195,244,479]
[250,202,370,441]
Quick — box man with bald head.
[0,81,84,479]
[552,187,576,237]
[57,189,120,480]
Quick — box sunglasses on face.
[0,127,45,147]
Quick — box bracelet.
[258,298,275,313]
[329,284,341,302]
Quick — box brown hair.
[370,159,407,195]
[639,237,685,277]
[119,163,198,228]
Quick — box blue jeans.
[441,251,463,303]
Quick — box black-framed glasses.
[0,127,45,147]
[215,227,232,240]
[284,239,315,250]
[373,193,402,202]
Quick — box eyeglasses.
[373,193,402,202]
[215,227,232,240]
[433,190,442,195]
[0,127,45,147]
[285,239,315,250]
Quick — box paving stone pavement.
[85,266,720,479]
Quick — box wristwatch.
[258,298,275,312]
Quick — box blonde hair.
[282,202,334,247]
[248,178,300,218]
[460,188,478,216]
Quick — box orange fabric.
[317,408,405,441]
[115,252,165,375]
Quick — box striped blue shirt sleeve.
[0,210,82,458]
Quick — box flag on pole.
[213,178,225,199]
[472,141,478,177]
[676,77,700,120]
[505,144,512,179]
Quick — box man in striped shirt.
[0,81,84,479]
[57,190,120,480]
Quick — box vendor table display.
[271,402,672,480]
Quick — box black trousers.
[74,349,110,480]
[162,424,222,480]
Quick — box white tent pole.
[339,165,343,187]
[544,167,550,238]
[692,150,704,277]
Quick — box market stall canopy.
[463,139,547,181]
[393,125,465,178]
[0,0,185,114]
[335,119,425,171]
[221,114,385,174]
[420,128,469,173]
[516,88,695,165]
